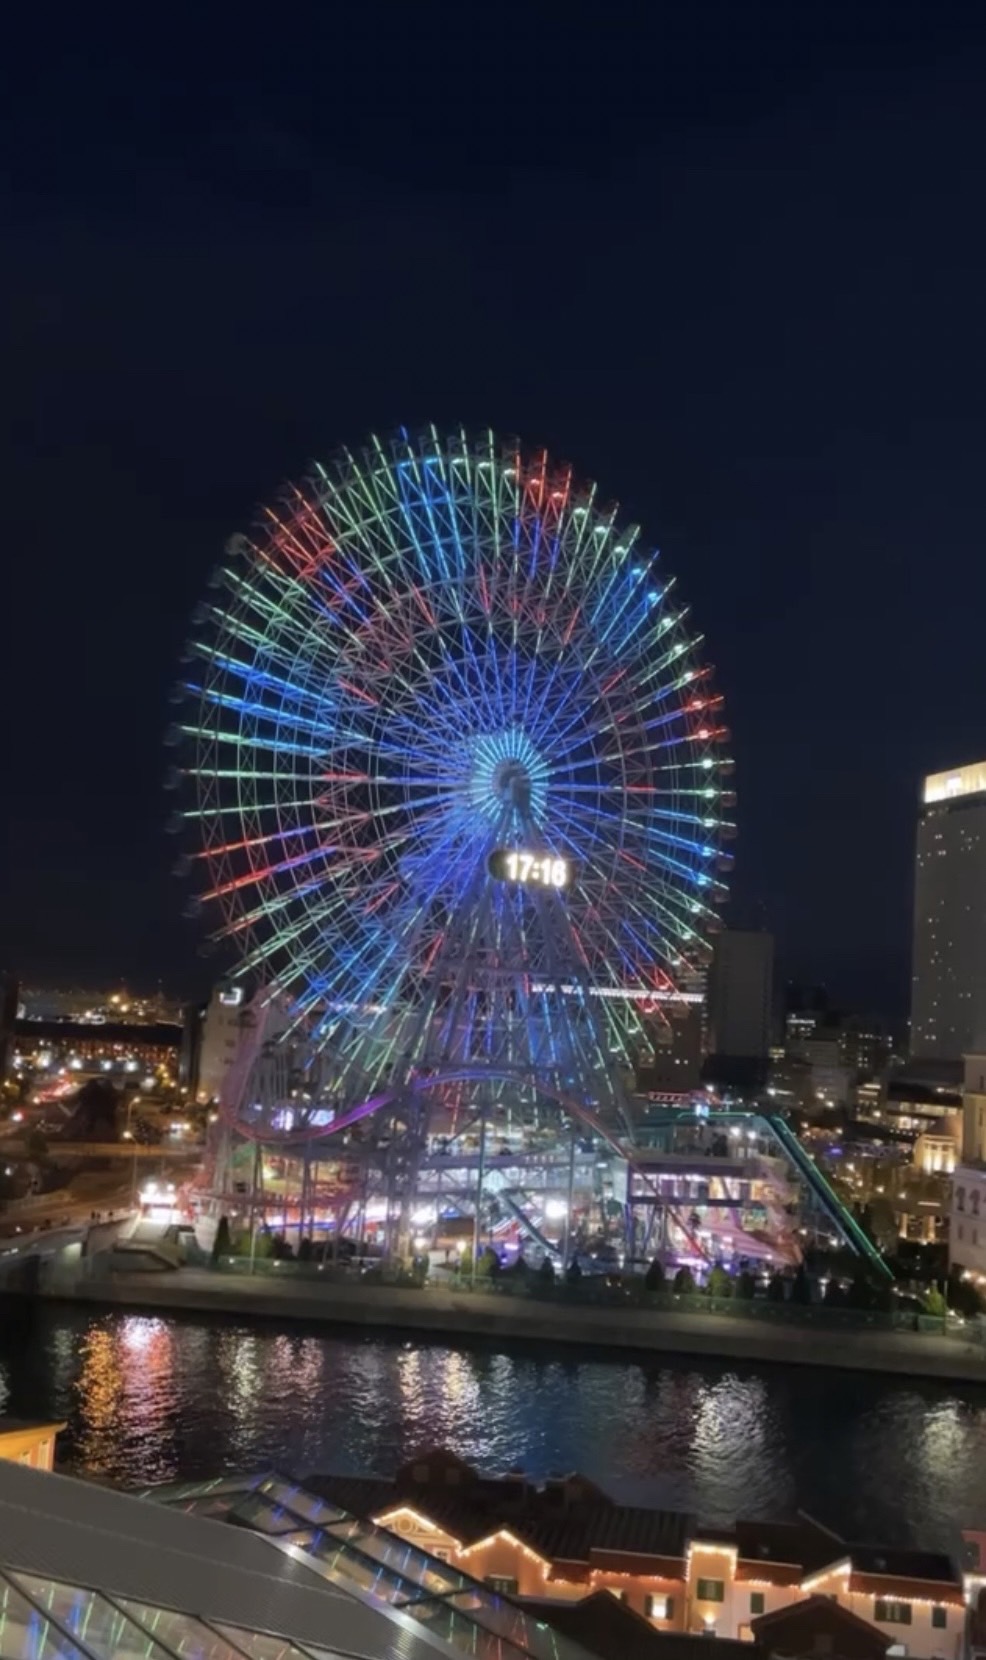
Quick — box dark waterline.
[1,1302,984,1553]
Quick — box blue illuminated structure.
[175,428,734,1162]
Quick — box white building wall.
[196,985,245,1104]
[843,1589,962,1660]
[950,1164,986,1284]
[962,1054,986,1163]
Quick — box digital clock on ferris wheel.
[488,848,571,889]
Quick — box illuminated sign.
[488,848,570,889]
[923,761,986,804]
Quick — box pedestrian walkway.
[35,1265,986,1384]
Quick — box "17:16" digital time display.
[488,848,571,889]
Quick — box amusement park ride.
[171,428,885,1278]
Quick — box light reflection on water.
[1,1303,984,1550]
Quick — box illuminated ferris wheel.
[173,428,733,1143]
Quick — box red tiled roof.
[519,1507,690,1565]
[522,1593,760,1660]
[752,1594,891,1654]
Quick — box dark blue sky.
[4,2,986,1012]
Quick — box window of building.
[696,1579,725,1602]
[750,1592,765,1615]
[485,1576,519,1596]
[957,1189,966,1212]
[646,1595,674,1620]
[875,1601,912,1625]
[973,1191,982,1216]
[932,1607,947,1629]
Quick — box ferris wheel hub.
[469,728,548,823]
[493,759,531,810]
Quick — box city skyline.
[6,6,986,1011]
[4,19,986,1657]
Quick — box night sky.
[5,3,986,1013]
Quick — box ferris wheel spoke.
[189,823,327,866]
[187,646,334,720]
[186,682,337,743]
[604,819,712,887]
[586,895,702,983]
[541,786,710,922]
[264,509,374,633]
[177,794,326,822]
[222,563,340,650]
[300,824,487,1040]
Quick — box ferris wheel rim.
[177,428,734,1141]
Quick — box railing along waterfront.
[205,1254,986,1347]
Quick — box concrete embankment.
[27,1268,986,1385]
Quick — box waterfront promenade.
[28,1267,986,1383]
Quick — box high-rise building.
[911,761,986,1061]
[706,929,773,1085]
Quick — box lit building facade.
[839,1020,893,1081]
[309,1450,970,1659]
[800,1036,852,1110]
[913,1130,958,1177]
[962,1053,986,1165]
[911,762,986,1062]
[949,1055,986,1286]
[951,1165,986,1285]
[0,1421,63,1472]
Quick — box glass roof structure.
[0,1457,484,1660]
[140,1472,591,1660]
[0,1566,350,1660]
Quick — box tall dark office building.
[911,761,986,1062]
[705,929,774,1087]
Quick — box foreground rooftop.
[0,1444,975,1660]
[0,1455,540,1660]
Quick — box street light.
[122,1098,139,1209]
